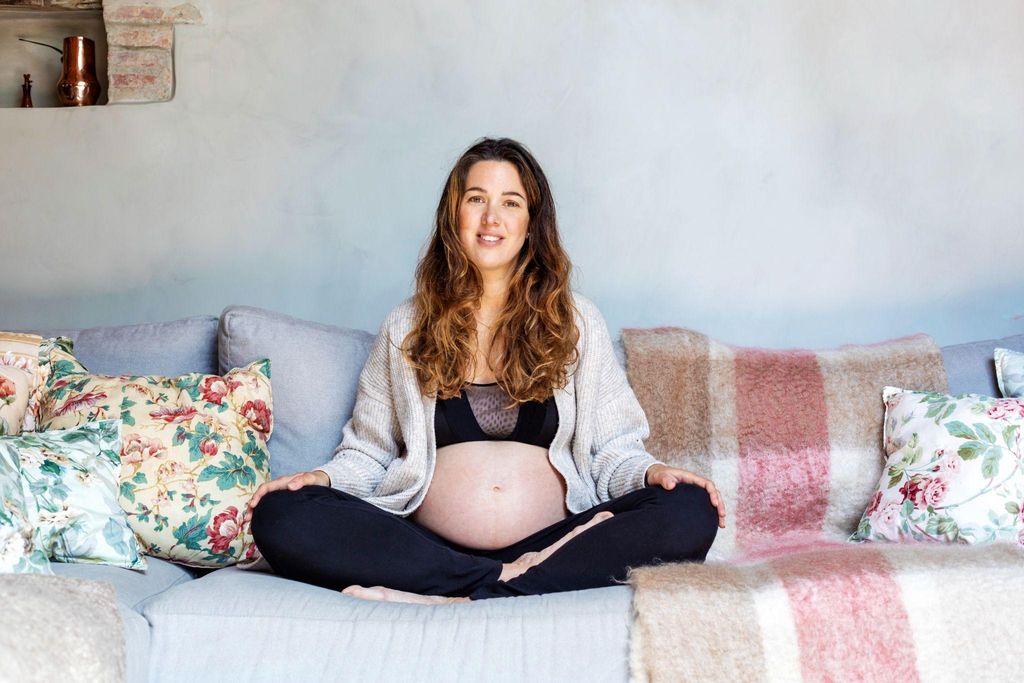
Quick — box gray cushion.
[11,317,219,377]
[218,306,374,479]
[141,567,633,683]
[941,333,1024,396]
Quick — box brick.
[108,72,172,103]
[107,45,172,74]
[104,2,202,26]
[106,24,173,49]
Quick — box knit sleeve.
[314,320,404,498]
[585,303,665,501]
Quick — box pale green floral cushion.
[0,444,52,574]
[5,419,147,570]
[850,387,1024,546]
[994,348,1024,399]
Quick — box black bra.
[435,384,559,449]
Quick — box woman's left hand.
[645,464,727,529]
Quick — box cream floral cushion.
[850,387,1024,546]
[0,332,46,436]
[34,338,273,568]
[11,419,147,570]
[995,348,1024,399]
[0,440,52,574]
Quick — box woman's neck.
[478,272,510,322]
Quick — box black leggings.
[250,482,718,600]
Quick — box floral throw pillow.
[9,419,147,570]
[34,338,273,568]
[995,348,1024,399]
[0,440,52,574]
[0,332,46,436]
[850,387,1024,546]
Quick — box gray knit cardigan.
[315,292,666,517]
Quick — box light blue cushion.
[218,306,374,478]
[13,316,219,376]
[51,558,196,683]
[49,556,195,611]
[941,333,1024,396]
[141,567,633,683]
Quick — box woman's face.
[457,160,530,281]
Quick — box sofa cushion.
[14,316,219,377]
[0,332,45,436]
[0,434,52,574]
[995,347,1024,398]
[141,567,632,683]
[34,338,273,568]
[218,306,374,478]
[50,558,195,683]
[10,419,146,570]
[49,556,195,611]
[941,333,1024,397]
[850,386,1024,544]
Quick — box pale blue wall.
[2,0,1022,347]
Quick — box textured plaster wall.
[1,0,1022,346]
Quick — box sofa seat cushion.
[50,556,196,611]
[48,559,192,683]
[140,567,633,683]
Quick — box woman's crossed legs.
[250,483,718,602]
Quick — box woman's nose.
[483,209,499,226]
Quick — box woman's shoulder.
[379,296,417,334]
[568,291,608,335]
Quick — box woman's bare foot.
[499,510,615,582]
[341,584,470,605]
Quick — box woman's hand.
[645,464,727,529]
[242,470,330,526]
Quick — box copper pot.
[57,36,101,106]
[18,36,101,106]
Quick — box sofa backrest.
[12,316,219,376]
[11,314,1023,477]
[217,305,374,479]
[940,333,1024,396]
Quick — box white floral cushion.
[0,441,52,574]
[850,387,1024,546]
[995,347,1024,399]
[10,419,147,570]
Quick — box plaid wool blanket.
[619,328,1024,682]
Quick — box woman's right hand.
[242,470,330,526]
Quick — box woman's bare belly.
[411,441,571,550]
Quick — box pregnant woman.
[244,138,725,604]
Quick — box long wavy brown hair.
[402,138,580,403]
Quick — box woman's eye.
[504,201,521,208]
[468,196,484,203]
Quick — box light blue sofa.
[17,307,1024,683]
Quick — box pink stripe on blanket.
[733,348,831,553]
[778,548,920,682]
